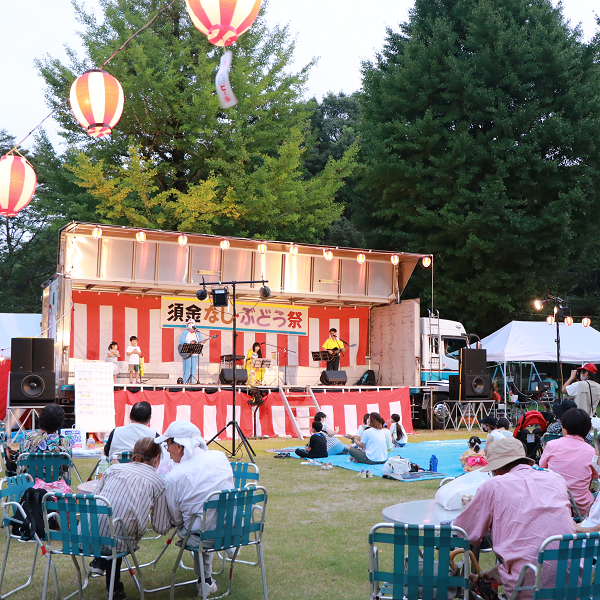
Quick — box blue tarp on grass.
[281,439,483,481]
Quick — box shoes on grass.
[320,463,333,471]
[197,578,218,597]
[366,470,373,478]
[89,557,105,576]
[357,470,367,478]
[108,590,126,600]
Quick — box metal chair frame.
[41,492,146,600]
[368,522,471,600]
[17,451,73,486]
[511,531,600,599]
[149,486,268,600]
[0,474,45,599]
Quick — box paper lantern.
[0,155,37,217]
[220,239,230,250]
[136,231,146,243]
[257,242,267,254]
[564,316,574,326]
[289,244,298,256]
[357,253,366,264]
[92,227,103,239]
[69,69,125,138]
[178,234,188,246]
[185,0,262,47]
[391,255,400,266]
[546,315,555,325]
[323,249,333,261]
[583,317,592,327]
[422,256,432,268]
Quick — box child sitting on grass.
[295,421,328,459]
[459,436,487,472]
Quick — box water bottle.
[97,456,109,479]
[86,435,95,450]
[430,454,438,472]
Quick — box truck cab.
[420,316,467,385]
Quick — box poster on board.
[74,362,115,433]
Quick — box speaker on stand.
[458,348,491,399]
[9,338,56,406]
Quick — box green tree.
[37,0,355,242]
[358,0,600,335]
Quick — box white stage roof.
[480,321,600,363]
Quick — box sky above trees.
[1,0,598,150]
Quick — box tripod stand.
[205,279,268,463]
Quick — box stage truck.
[39,222,469,429]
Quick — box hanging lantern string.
[9,0,178,154]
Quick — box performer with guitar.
[179,319,201,384]
[322,328,346,371]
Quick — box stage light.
[136,231,146,243]
[391,255,400,266]
[583,317,592,327]
[196,288,208,301]
[422,256,432,268]
[357,253,366,264]
[259,285,271,299]
[220,239,230,250]
[212,287,229,307]
[565,316,574,326]
[178,234,188,246]
[323,249,333,261]
[92,227,102,239]
[546,315,555,325]
[289,244,298,256]
[257,242,267,254]
[533,299,548,311]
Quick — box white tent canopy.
[480,321,600,363]
[0,313,41,359]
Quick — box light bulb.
[257,243,267,254]
[136,231,146,243]
[357,253,366,264]
[92,227,102,239]
[220,239,230,250]
[391,255,400,266]
[178,234,188,246]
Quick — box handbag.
[382,456,410,480]
[435,468,492,510]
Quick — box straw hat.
[481,437,534,472]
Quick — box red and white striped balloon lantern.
[185,0,262,46]
[0,155,37,217]
[69,69,125,138]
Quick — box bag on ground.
[382,456,410,479]
[435,468,492,510]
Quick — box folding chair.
[41,492,146,600]
[0,474,44,599]
[116,451,134,463]
[511,531,600,599]
[151,486,268,600]
[368,523,471,600]
[17,452,73,486]
[230,461,259,489]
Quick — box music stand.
[249,359,271,385]
[180,342,204,384]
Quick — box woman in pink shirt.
[539,408,597,516]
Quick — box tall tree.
[37,0,356,242]
[358,0,600,334]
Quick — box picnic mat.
[272,439,483,481]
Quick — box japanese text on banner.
[161,297,308,336]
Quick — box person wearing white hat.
[155,420,233,597]
[454,437,575,599]
[179,318,201,384]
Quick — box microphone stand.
[262,341,296,385]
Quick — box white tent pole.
[504,360,507,403]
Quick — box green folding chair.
[0,474,45,599]
[230,461,259,489]
[41,492,145,600]
[511,531,600,599]
[116,451,134,463]
[368,523,471,600]
[17,452,72,486]
[150,486,268,600]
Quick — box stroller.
[513,410,548,464]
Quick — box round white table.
[77,480,99,495]
[382,499,464,525]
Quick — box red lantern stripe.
[0,156,37,217]
[230,0,261,32]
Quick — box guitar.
[326,343,357,362]
[178,334,218,359]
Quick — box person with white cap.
[454,437,575,599]
[562,363,600,415]
[179,318,201,384]
[155,420,233,597]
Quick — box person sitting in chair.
[104,401,158,459]
[156,420,234,598]
[20,404,72,455]
[455,437,575,600]
[546,400,594,444]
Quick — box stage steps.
[278,385,321,440]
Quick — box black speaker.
[10,338,32,372]
[463,374,490,398]
[32,338,54,372]
[10,372,56,404]
[320,370,348,385]
[219,368,248,385]
[448,375,460,400]
[459,348,490,398]
[460,348,487,375]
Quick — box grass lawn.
[0,429,485,600]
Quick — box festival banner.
[160,296,309,336]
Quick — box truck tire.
[430,394,453,429]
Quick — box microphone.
[259,341,266,344]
